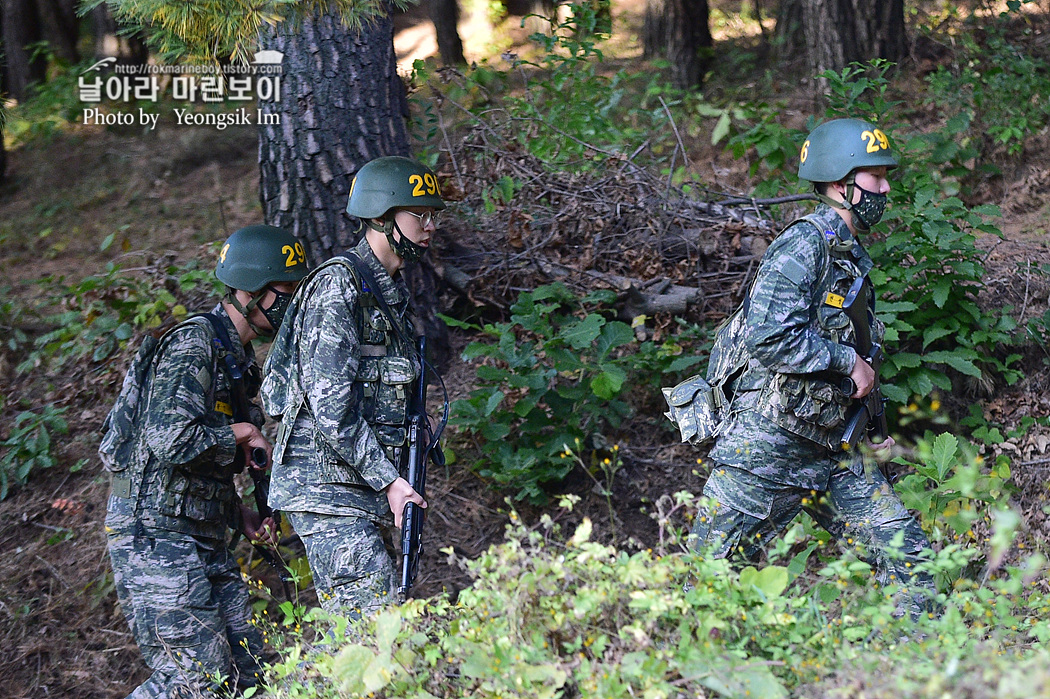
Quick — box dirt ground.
[3,3,1050,698]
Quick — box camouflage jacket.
[109,304,261,539]
[260,238,418,520]
[713,204,884,454]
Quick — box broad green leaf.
[374,610,402,651]
[931,432,960,481]
[561,314,605,349]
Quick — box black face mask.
[850,183,888,230]
[386,220,427,266]
[259,285,294,334]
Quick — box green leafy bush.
[258,503,1050,699]
[0,406,71,499]
[446,284,706,503]
[15,257,219,374]
[894,432,1014,549]
[923,7,1050,157]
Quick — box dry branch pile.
[431,130,797,322]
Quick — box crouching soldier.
[102,224,308,697]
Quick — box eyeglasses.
[401,209,439,228]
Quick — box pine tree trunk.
[258,8,450,362]
[799,0,906,93]
[642,0,711,89]
[1,0,46,100]
[35,0,79,64]
[91,4,148,65]
[428,0,465,66]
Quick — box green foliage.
[445,284,707,503]
[0,406,70,500]
[14,257,219,374]
[894,432,1014,550]
[444,284,636,503]
[4,54,86,145]
[923,7,1050,157]
[87,0,410,64]
[259,505,1050,699]
[415,2,674,173]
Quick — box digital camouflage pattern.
[104,305,266,697]
[690,205,935,616]
[261,237,418,614]
[287,511,398,616]
[662,374,724,445]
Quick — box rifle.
[837,277,890,452]
[399,336,446,600]
[202,313,293,599]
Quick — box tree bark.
[1,0,46,100]
[34,0,79,64]
[642,0,711,89]
[258,8,450,362]
[428,0,465,66]
[90,4,148,65]
[798,0,906,93]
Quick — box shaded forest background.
[2,0,1050,697]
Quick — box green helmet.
[797,118,898,183]
[215,224,309,292]
[346,156,446,220]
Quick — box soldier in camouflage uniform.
[690,119,936,615]
[104,225,308,697]
[261,156,443,617]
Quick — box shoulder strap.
[346,251,415,350]
[198,313,252,422]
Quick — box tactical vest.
[114,314,255,536]
[265,256,419,469]
[717,214,882,450]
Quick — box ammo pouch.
[662,375,728,445]
[159,469,235,525]
[357,355,417,448]
[763,374,852,430]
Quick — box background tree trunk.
[429,0,465,66]
[773,0,805,64]
[34,0,78,64]
[798,0,906,93]
[90,4,148,65]
[2,0,46,100]
[642,0,711,89]
[258,8,450,361]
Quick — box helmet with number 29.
[347,156,446,264]
[798,118,898,230]
[215,224,309,336]
[797,118,898,184]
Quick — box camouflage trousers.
[287,511,398,618]
[690,461,936,618]
[105,497,264,698]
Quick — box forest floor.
[4,2,1050,698]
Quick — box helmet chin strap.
[367,216,426,265]
[816,173,869,231]
[224,288,273,338]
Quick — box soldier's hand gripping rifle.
[399,336,447,600]
[838,276,890,451]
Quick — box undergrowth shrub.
[0,406,81,500]
[15,256,219,373]
[445,283,707,503]
[258,498,1049,699]
[922,4,1050,158]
